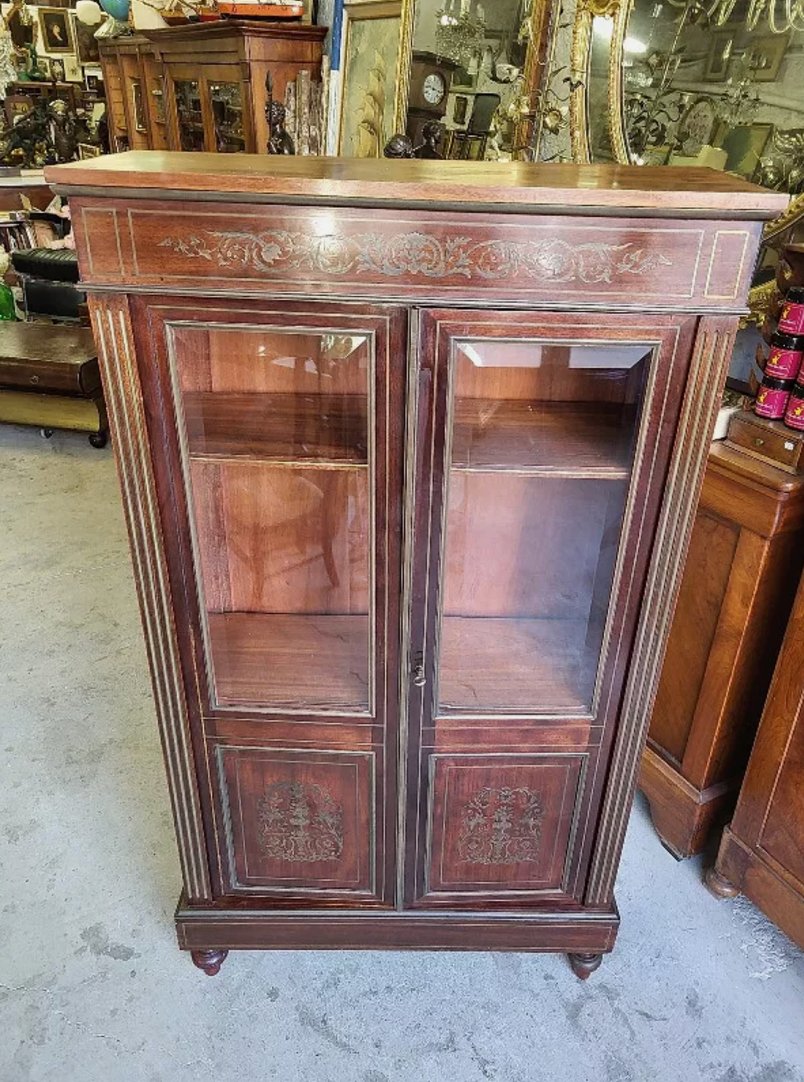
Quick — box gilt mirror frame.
[567,0,799,322]
[568,0,631,165]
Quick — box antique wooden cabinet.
[99,22,325,154]
[45,153,785,978]
[641,441,804,857]
[706,565,804,948]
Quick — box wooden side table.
[0,323,107,447]
[640,441,804,857]
[706,566,804,948]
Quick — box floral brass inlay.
[456,786,544,865]
[158,229,671,284]
[257,780,343,863]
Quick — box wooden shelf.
[183,391,368,465]
[439,616,598,714]
[207,611,369,710]
[452,400,636,476]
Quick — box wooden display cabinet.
[641,442,804,857]
[45,152,785,978]
[706,566,804,948]
[99,22,326,154]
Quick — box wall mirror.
[397,0,548,158]
[563,0,804,328]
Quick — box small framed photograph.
[63,56,83,83]
[704,30,733,82]
[749,34,790,82]
[37,7,75,54]
[37,56,52,81]
[50,57,66,84]
[78,143,102,160]
[85,73,100,94]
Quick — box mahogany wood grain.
[46,153,789,216]
[71,157,772,966]
[707,566,804,947]
[404,306,699,914]
[642,442,804,857]
[63,195,763,316]
[207,612,369,710]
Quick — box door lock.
[411,653,426,687]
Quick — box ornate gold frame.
[569,0,631,164]
[339,0,409,156]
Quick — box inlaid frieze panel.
[424,754,586,897]
[215,745,376,895]
[70,198,758,312]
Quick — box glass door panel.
[210,81,245,152]
[437,338,650,716]
[174,79,205,151]
[167,324,373,713]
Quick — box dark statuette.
[415,121,445,160]
[267,101,295,155]
[383,133,416,159]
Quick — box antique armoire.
[45,153,786,978]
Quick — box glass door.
[140,301,405,720]
[136,298,406,904]
[405,308,695,906]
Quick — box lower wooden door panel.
[423,753,588,902]
[212,744,381,900]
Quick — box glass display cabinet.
[45,152,785,979]
[99,22,325,154]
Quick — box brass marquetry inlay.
[457,786,545,865]
[258,781,344,863]
[157,230,672,285]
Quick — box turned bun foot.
[568,952,603,980]
[705,866,740,899]
[190,949,229,976]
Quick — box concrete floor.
[1,422,802,1082]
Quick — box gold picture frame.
[37,6,74,54]
[338,0,407,157]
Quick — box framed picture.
[704,30,733,82]
[50,57,66,84]
[749,34,790,82]
[37,56,51,81]
[718,123,774,180]
[4,94,33,125]
[453,95,468,126]
[37,7,75,54]
[678,97,718,156]
[78,143,102,160]
[63,55,83,83]
[85,72,100,93]
[7,3,36,50]
[72,14,100,65]
[338,0,404,157]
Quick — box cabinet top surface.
[45,152,789,218]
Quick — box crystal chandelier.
[670,0,804,34]
[434,0,487,68]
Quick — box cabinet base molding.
[176,896,619,957]
[708,828,804,947]
[640,746,736,859]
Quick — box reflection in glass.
[175,79,205,151]
[210,82,245,153]
[169,326,373,712]
[438,338,650,715]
